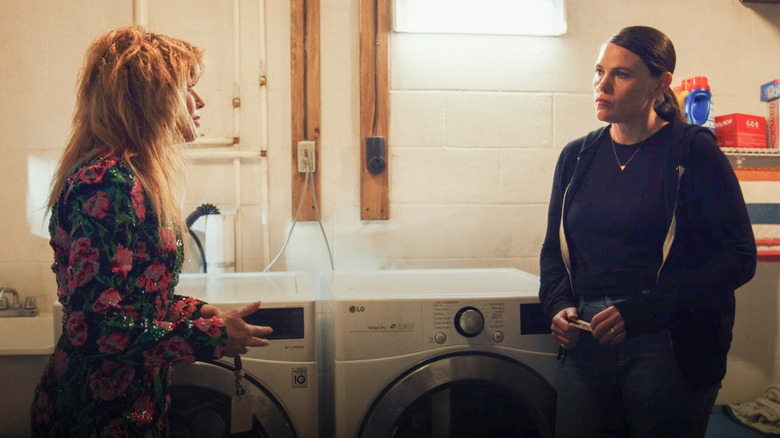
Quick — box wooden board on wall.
[291,0,321,221]
[359,0,390,220]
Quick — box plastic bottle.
[675,78,692,120]
[683,76,714,131]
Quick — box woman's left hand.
[590,306,626,344]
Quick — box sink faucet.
[0,287,37,317]
[0,288,20,309]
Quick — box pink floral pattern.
[136,262,172,292]
[31,156,228,437]
[89,362,135,401]
[170,296,200,322]
[130,394,155,426]
[110,245,133,278]
[97,332,131,354]
[93,288,122,312]
[66,311,88,347]
[83,191,110,219]
[67,237,99,289]
[194,316,225,338]
[76,158,113,184]
[130,178,146,221]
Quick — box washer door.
[359,352,556,438]
[170,361,296,438]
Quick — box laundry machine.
[170,272,319,438]
[322,268,559,438]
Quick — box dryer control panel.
[430,300,508,345]
[333,297,556,360]
[326,268,558,361]
[423,298,555,356]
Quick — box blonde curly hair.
[49,26,204,235]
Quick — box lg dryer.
[322,268,558,438]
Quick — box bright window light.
[393,0,566,36]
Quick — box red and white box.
[769,100,780,149]
[715,113,767,149]
[761,79,780,102]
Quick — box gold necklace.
[611,136,645,171]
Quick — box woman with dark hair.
[30,27,273,437]
[539,26,756,437]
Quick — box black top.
[567,125,673,296]
[539,120,757,389]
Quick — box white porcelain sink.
[0,314,55,355]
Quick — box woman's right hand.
[551,307,581,350]
[221,302,273,357]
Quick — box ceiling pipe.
[133,0,149,27]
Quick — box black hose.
[185,204,221,273]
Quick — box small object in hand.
[568,319,592,332]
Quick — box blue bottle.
[684,76,714,131]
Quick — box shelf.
[722,148,780,156]
[724,148,780,168]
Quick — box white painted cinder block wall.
[1,0,779,434]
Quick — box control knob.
[455,306,484,337]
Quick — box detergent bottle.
[683,76,714,131]
[675,78,692,120]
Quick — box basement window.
[392,0,566,36]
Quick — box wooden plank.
[359,0,390,220]
[291,0,321,221]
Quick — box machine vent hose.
[185,204,221,273]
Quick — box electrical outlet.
[297,141,316,173]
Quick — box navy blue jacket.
[539,119,757,389]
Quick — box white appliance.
[322,268,559,438]
[170,272,318,438]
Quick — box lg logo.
[745,120,761,129]
[349,305,366,313]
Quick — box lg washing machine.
[322,268,558,438]
[170,272,319,438]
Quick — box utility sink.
[0,314,55,355]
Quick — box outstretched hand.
[221,302,274,357]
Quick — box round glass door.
[170,361,296,438]
[359,353,556,438]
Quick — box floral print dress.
[31,156,228,437]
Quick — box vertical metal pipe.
[232,0,243,270]
[233,0,241,145]
[233,157,243,271]
[259,0,272,268]
[133,0,149,27]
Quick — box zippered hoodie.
[539,119,757,390]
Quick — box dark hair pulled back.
[609,26,685,122]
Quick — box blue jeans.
[555,296,720,438]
